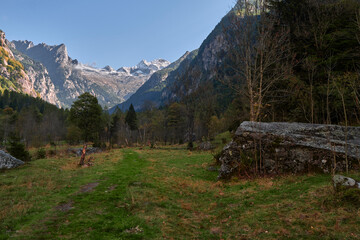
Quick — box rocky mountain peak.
[103,65,114,72]
[137,59,150,69]
[0,30,5,46]
[12,40,35,52]
[117,67,131,74]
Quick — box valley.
[1,0,360,239]
[1,146,359,239]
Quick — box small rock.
[207,166,218,172]
[333,175,360,189]
[198,141,214,151]
[129,182,142,186]
[124,225,143,234]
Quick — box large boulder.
[0,150,25,169]
[218,122,360,179]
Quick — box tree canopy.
[69,92,102,142]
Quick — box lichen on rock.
[218,122,360,179]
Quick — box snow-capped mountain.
[11,40,170,108]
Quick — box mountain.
[161,11,231,105]
[112,50,198,112]
[0,30,38,98]
[11,40,170,108]
[115,10,232,112]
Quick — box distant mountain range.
[1,6,233,111]
[111,50,198,112]
[9,40,170,108]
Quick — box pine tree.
[69,92,102,142]
[6,134,31,161]
[125,104,138,131]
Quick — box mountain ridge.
[11,40,170,108]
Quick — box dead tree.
[79,145,87,166]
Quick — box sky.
[0,0,235,68]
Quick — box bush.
[6,135,31,162]
[338,187,360,207]
[36,148,46,159]
[187,141,194,151]
[101,142,107,150]
[213,151,223,165]
[92,139,101,148]
[48,150,56,156]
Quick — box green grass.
[1,147,360,239]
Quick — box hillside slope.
[115,10,233,112]
[0,30,37,98]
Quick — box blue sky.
[1,0,235,68]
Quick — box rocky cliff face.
[0,31,37,98]
[8,43,60,106]
[218,122,360,179]
[12,40,170,108]
[159,11,231,104]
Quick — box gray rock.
[207,166,219,172]
[333,175,360,189]
[199,141,214,151]
[218,121,360,179]
[0,150,25,169]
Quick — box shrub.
[36,148,46,159]
[6,135,31,162]
[101,142,107,150]
[48,150,56,156]
[187,141,194,151]
[92,139,101,148]
[213,151,223,165]
[338,187,360,207]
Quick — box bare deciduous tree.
[222,0,292,122]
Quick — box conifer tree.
[125,104,138,131]
[69,92,102,142]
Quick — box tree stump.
[79,145,87,166]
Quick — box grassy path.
[1,149,156,239]
[1,147,360,239]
